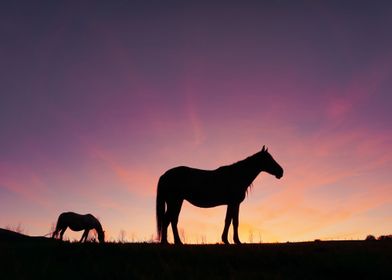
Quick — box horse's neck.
[95,223,102,231]
[230,157,263,186]
[92,220,102,232]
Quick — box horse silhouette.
[52,212,105,243]
[156,146,283,244]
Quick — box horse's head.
[258,145,284,179]
[98,230,105,243]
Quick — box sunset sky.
[1,0,391,243]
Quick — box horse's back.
[60,211,79,217]
[58,212,74,221]
[160,166,212,186]
[59,212,87,225]
[158,166,234,206]
[85,213,99,224]
[163,166,210,175]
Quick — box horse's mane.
[216,151,261,171]
[214,151,262,194]
[94,217,103,230]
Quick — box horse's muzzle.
[276,169,284,179]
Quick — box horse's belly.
[182,184,244,207]
[184,192,227,208]
[186,198,224,208]
[69,225,86,231]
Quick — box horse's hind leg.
[222,204,234,244]
[52,227,59,239]
[59,228,67,241]
[161,207,171,244]
[170,199,184,245]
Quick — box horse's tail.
[52,214,62,239]
[156,176,166,241]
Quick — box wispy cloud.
[88,145,157,196]
[0,162,54,209]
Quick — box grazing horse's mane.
[94,217,104,234]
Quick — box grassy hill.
[1,231,391,279]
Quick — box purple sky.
[1,1,392,242]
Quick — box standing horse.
[156,146,283,244]
[52,212,105,243]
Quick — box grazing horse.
[52,212,105,243]
[156,146,283,244]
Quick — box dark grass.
[1,239,391,280]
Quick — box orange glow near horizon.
[1,1,392,243]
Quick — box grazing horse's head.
[258,145,284,179]
[98,230,105,243]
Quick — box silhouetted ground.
[1,231,391,279]
[0,228,58,243]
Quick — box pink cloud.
[88,145,157,196]
[324,53,392,123]
[0,162,54,209]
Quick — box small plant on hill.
[5,223,25,234]
[365,235,376,241]
[378,235,392,241]
[118,229,127,243]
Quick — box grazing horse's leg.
[222,204,234,244]
[80,229,89,242]
[170,199,184,245]
[60,228,66,240]
[85,229,90,241]
[232,203,242,244]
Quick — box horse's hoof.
[234,239,242,245]
[222,239,230,245]
[174,237,183,245]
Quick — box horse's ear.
[261,145,265,152]
[266,147,268,152]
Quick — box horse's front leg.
[222,204,234,244]
[232,203,242,244]
[80,229,89,242]
[170,199,184,245]
[60,228,67,241]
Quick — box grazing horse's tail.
[156,176,166,241]
[52,214,62,239]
